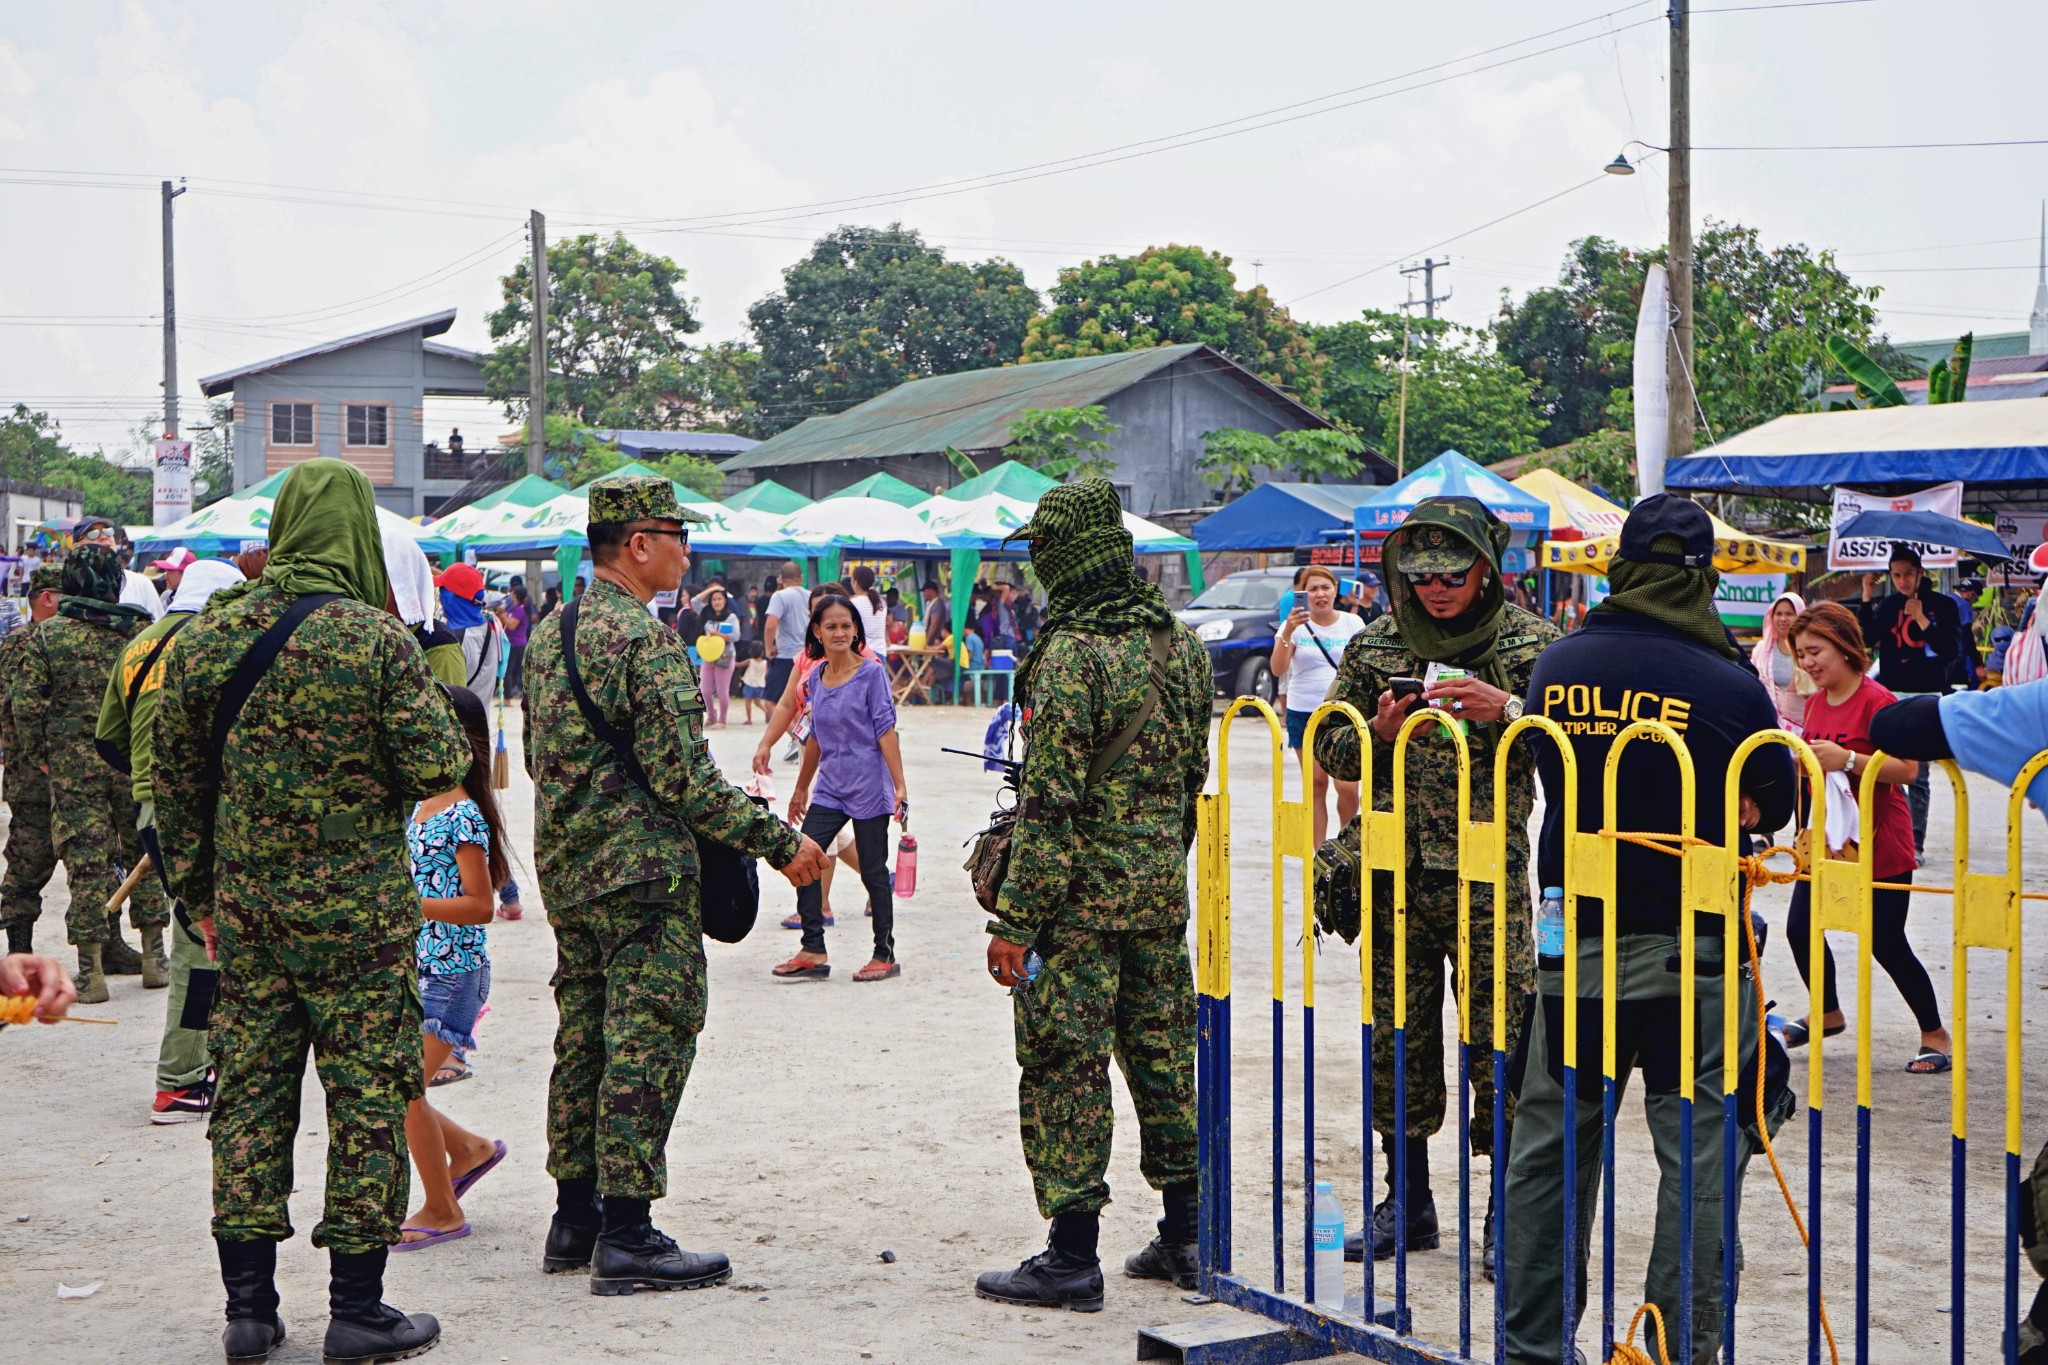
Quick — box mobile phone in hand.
[1389,676,1426,711]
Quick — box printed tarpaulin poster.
[1828,482,1963,571]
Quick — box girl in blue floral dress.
[397,685,513,1251]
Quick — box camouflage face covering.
[1006,480,1172,698]
[58,543,149,627]
[1382,495,1512,688]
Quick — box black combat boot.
[587,1196,731,1295]
[216,1238,285,1364]
[321,1247,439,1365]
[4,920,30,954]
[541,1177,601,1274]
[1480,1185,1499,1284]
[1123,1181,1200,1290]
[1346,1135,1438,1261]
[976,1210,1105,1312]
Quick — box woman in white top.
[1751,590,1815,734]
[848,564,889,655]
[1270,564,1367,848]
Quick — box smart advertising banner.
[1584,571,1789,629]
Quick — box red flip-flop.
[772,956,830,980]
[393,1222,471,1252]
[450,1139,507,1201]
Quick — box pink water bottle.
[894,833,918,899]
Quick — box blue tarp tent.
[1667,403,2048,502]
[1351,451,1549,533]
[1191,483,1386,552]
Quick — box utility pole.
[526,209,549,595]
[162,179,187,437]
[1666,0,1694,462]
[1400,257,1452,324]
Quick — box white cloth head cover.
[383,538,438,628]
[168,558,245,615]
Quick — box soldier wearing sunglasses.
[1312,494,1557,1275]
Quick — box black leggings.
[795,805,895,962]
[1784,872,1943,1033]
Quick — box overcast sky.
[6,0,2046,455]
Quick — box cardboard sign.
[1828,482,1964,570]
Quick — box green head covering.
[588,474,708,526]
[1595,539,1743,662]
[244,459,390,608]
[26,565,62,596]
[1382,495,1512,690]
[1005,479,1174,699]
[58,543,150,628]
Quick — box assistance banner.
[1828,481,1963,570]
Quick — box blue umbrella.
[1834,509,2017,563]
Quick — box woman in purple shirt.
[498,585,533,700]
[772,596,907,982]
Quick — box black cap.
[1616,494,1714,568]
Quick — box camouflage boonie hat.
[25,565,61,595]
[587,474,707,526]
[1388,522,1479,574]
[1003,478,1124,545]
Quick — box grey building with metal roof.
[717,343,1361,516]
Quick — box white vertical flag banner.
[1633,263,1670,499]
[153,438,192,526]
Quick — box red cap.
[435,563,486,600]
[149,546,199,573]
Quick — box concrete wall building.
[197,308,500,517]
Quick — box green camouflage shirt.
[18,616,135,828]
[997,621,1212,937]
[154,586,467,959]
[0,620,47,785]
[1312,603,1558,873]
[525,576,799,909]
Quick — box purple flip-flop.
[393,1222,471,1252]
[451,1139,507,1201]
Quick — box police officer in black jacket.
[1502,496,1796,1365]
[1855,543,1960,858]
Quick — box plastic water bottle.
[1010,949,1044,996]
[1311,1181,1345,1310]
[893,834,918,899]
[1536,886,1567,971]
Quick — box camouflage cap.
[1002,478,1124,545]
[587,474,708,526]
[25,565,61,595]
[1387,521,1479,574]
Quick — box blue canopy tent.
[1190,483,1387,552]
[1350,451,1550,536]
[1666,403,2048,512]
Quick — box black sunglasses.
[634,527,689,543]
[1408,568,1472,588]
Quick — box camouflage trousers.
[546,881,707,1200]
[52,782,163,944]
[209,935,423,1252]
[1013,920,1198,1219]
[1371,866,1534,1157]
[0,775,55,930]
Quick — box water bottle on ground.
[1536,886,1567,972]
[1311,1181,1345,1310]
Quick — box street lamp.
[1604,152,1637,176]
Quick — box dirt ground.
[2,700,2040,1363]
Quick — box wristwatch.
[1502,696,1524,723]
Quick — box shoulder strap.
[201,593,340,837]
[561,596,658,802]
[1300,622,1342,671]
[126,613,194,712]
[1085,625,1173,787]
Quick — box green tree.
[0,405,151,523]
[194,397,235,507]
[746,224,1038,436]
[1526,428,1636,504]
[1198,427,1367,499]
[1020,244,1325,406]
[1309,311,1543,466]
[1004,406,1120,480]
[1494,221,1888,446]
[485,232,704,430]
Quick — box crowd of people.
[6,466,2048,1364]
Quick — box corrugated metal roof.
[720,343,1326,471]
[598,429,761,457]
[198,309,459,396]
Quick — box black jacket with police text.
[1526,610,1797,939]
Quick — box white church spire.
[2031,199,2048,354]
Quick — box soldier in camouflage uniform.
[156,460,466,1365]
[1313,495,1557,1272]
[974,480,1213,1312]
[526,474,825,1296]
[17,544,163,1003]
[1,565,62,954]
